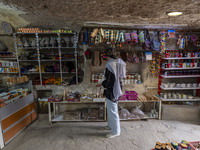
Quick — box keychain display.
[160,30,166,53]
[149,53,161,78]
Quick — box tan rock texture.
[0,0,200,31]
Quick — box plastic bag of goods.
[130,106,146,118]
[119,106,131,120]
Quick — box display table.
[48,99,161,124]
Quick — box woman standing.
[102,48,126,138]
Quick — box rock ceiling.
[0,0,200,32]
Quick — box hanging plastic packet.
[100,28,105,39]
[144,52,152,60]
[139,31,145,45]
[85,30,88,44]
[98,31,103,43]
[168,30,175,38]
[160,31,166,53]
[91,28,98,38]
[105,30,110,41]
[131,31,138,45]
[110,30,115,41]
[119,32,125,43]
[125,32,131,43]
[95,33,100,45]
[115,30,120,42]
[179,36,185,49]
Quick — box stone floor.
[3,116,200,150]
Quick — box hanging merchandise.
[127,52,132,63]
[115,30,120,42]
[151,31,161,52]
[177,34,188,49]
[110,30,115,42]
[149,53,161,78]
[125,32,132,44]
[142,30,151,51]
[133,52,140,63]
[95,33,100,45]
[140,52,146,63]
[197,35,200,47]
[98,30,103,43]
[100,28,105,40]
[144,52,152,60]
[131,31,139,45]
[160,30,166,53]
[85,30,89,44]
[191,35,197,46]
[80,31,84,44]
[91,28,99,38]
[105,30,110,41]
[138,31,145,45]
[168,29,175,38]
[119,31,125,43]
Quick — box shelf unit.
[160,86,200,90]
[13,31,79,85]
[159,97,200,102]
[162,67,200,70]
[160,75,200,78]
[48,99,161,123]
[162,57,200,60]
[0,81,37,149]
[158,51,200,102]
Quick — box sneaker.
[101,126,111,130]
[106,133,120,138]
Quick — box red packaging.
[165,53,170,58]
[167,64,172,68]
[179,63,183,68]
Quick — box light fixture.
[167,12,183,16]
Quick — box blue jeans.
[106,98,120,135]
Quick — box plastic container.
[125,91,138,100]
[119,95,127,100]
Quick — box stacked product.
[153,140,200,150]
[0,88,30,107]
[91,73,105,83]
[122,73,141,84]
[63,106,105,121]
[6,76,29,85]
[164,50,200,58]
[160,92,197,100]
[17,28,72,33]
[161,82,200,89]
[48,95,63,102]
[0,51,15,57]
[0,61,18,73]
[119,106,147,120]
[163,70,200,77]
